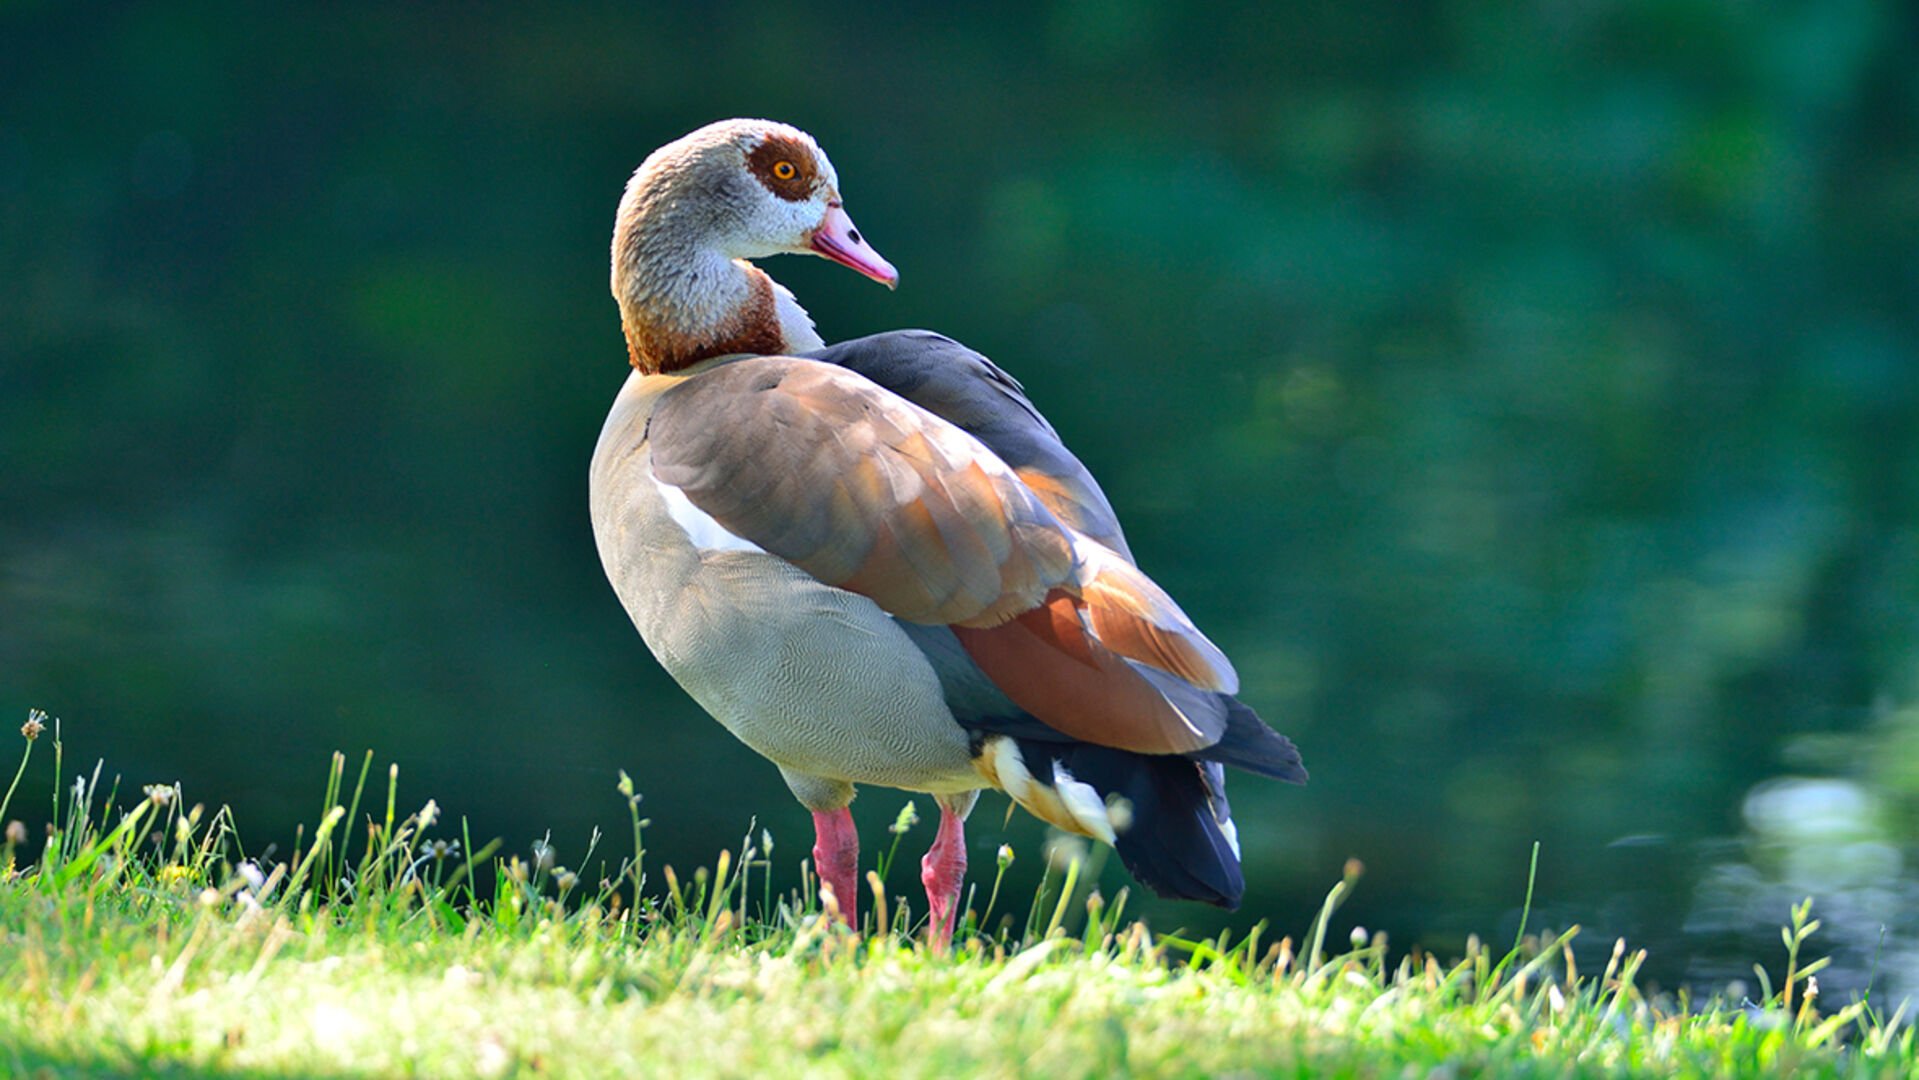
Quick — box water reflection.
[1688,777,1917,1002]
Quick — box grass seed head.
[889,801,920,835]
[0,749,1904,1077]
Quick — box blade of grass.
[0,715,39,827]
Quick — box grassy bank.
[0,722,1912,1077]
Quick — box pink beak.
[809,203,898,289]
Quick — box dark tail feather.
[1191,694,1308,784]
[1125,665,1306,785]
[1013,738,1246,909]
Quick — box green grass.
[0,719,1913,1078]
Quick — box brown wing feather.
[952,591,1221,754]
[1013,465,1128,559]
[650,354,1240,757]
[1074,541,1239,694]
[808,331,1137,560]
[649,357,1075,627]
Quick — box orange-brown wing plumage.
[650,355,1237,754]
[649,357,1074,627]
[807,331,1135,560]
[950,591,1221,754]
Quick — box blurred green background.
[5,1,1918,991]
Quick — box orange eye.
[772,160,797,180]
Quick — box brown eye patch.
[746,134,821,202]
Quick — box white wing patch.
[652,471,767,554]
[1217,815,1241,859]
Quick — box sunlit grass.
[0,714,1913,1078]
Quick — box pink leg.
[811,808,859,929]
[920,801,968,951]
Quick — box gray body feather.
[589,362,984,811]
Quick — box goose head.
[612,119,896,373]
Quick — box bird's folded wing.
[649,356,1236,753]
[650,357,1075,627]
[806,331,1135,562]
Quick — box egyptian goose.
[590,119,1305,948]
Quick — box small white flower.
[475,1035,511,1078]
[418,800,439,829]
[237,860,266,893]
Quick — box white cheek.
[772,196,826,249]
